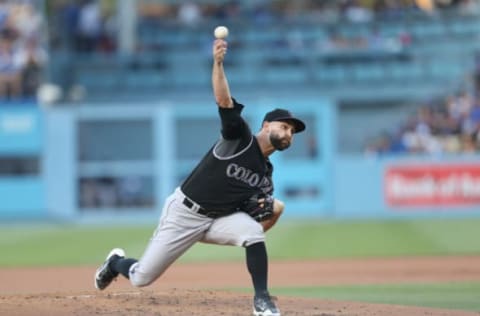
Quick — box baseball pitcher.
[94,37,306,316]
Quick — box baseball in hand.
[214,26,229,39]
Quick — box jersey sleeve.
[218,98,251,140]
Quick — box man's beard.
[270,134,291,151]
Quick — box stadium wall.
[1,102,480,221]
[334,156,480,219]
[0,106,45,219]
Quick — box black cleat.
[253,293,280,316]
[94,248,125,290]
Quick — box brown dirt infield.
[1,256,480,315]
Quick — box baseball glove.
[240,193,274,222]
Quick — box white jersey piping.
[212,135,254,160]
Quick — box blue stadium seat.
[409,21,446,39]
[76,71,122,91]
[352,64,385,82]
[448,19,480,36]
[427,61,464,79]
[315,66,346,83]
[261,66,307,84]
[384,62,424,81]
[227,68,256,86]
[65,10,480,101]
[123,72,169,90]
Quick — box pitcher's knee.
[128,262,158,287]
[130,276,154,288]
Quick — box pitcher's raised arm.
[212,39,233,109]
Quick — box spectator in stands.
[194,1,242,22]
[401,106,443,154]
[11,2,42,41]
[432,100,459,136]
[76,0,102,53]
[51,0,116,54]
[56,0,81,51]
[97,7,117,53]
[474,53,480,93]
[460,133,477,153]
[0,0,46,101]
[367,88,480,155]
[343,0,374,23]
[177,2,202,27]
[445,94,464,128]
[469,97,480,125]
[464,96,480,137]
[250,3,276,24]
[0,34,22,99]
[17,37,47,98]
[458,0,480,15]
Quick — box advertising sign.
[385,165,480,206]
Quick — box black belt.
[182,197,223,219]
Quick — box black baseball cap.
[263,108,306,133]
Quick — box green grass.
[264,218,480,258]
[2,219,480,311]
[1,218,480,267]
[266,282,480,312]
[182,217,480,262]
[1,224,153,266]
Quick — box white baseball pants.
[128,187,265,287]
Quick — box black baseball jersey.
[181,98,274,213]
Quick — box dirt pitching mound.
[1,289,477,316]
[1,256,480,315]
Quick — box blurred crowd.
[136,0,474,55]
[48,0,116,54]
[365,62,480,155]
[4,0,480,157]
[137,0,479,25]
[0,0,46,101]
[46,0,480,55]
